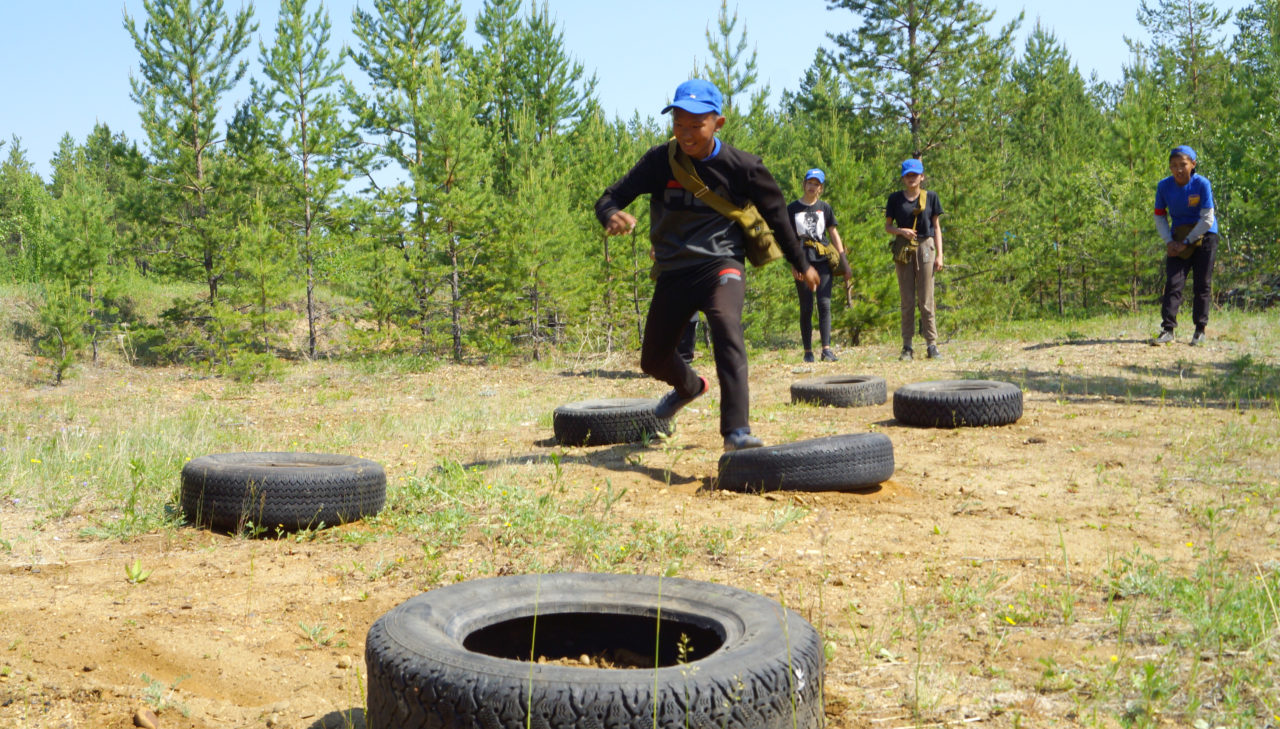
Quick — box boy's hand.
[801,266,820,292]
[605,211,637,236]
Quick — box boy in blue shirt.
[1152,145,1219,346]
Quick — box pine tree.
[696,1,769,120]
[123,0,256,303]
[226,195,292,367]
[1136,0,1233,111]
[1003,25,1112,315]
[1218,0,1280,303]
[258,0,355,358]
[77,124,150,276]
[472,0,597,194]
[49,134,81,200]
[46,164,120,363]
[472,0,524,193]
[828,0,1020,156]
[348,0,483,357]
[1109,58,1171,310]
[495,110,573,359]
[0,138,52,282]
[37,279,92,385]
[421,61,495,363]
[515,2,598,143]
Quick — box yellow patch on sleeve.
[1188,195,1201,206]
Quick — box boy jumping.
[595,79,819,451]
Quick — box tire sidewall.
[366,573,823,729]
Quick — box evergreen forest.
[3,0,1278,382]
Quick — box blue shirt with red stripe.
[1154,173,1217,233]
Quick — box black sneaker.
[821,348,838,362]
[1190,330,1206,346]
[898,347,914,362]
[1152,330,1175,346]
[654,377,708,419]
[723,427,763,452]
[803,351,814,363]
[926,344,941,359]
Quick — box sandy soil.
[1,329,1276,729]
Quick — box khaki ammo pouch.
[667,141,782,268]
[888,188,927,265]
[890,236,918,265]
[804,238,843,270]
[1172,223,1202,260]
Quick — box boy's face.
[1169,156,1195,185]
[672,109,725,159]
[804,178,823,198]
[902,172,923,190]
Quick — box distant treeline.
[2,0,1277,382]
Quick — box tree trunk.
[1131,244,1140,311]
[450,240,463,363]
[1056,263,1064,315]
[302,129,318,359]
[531,277,542,362]
[630,231,643,347]
[603,232,614,354]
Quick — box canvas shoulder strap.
[667,140,743,220]
[911,188,928,232]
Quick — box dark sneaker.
[723,427,764,452]
[1190,330,1206,346]
[803,351,814,363]
[898,347,914,362]
[821,348,838,362]
[654,376,708,419]
[1151,330,1175,346]
[926,344,941,359]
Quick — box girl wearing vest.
[788,168,849,362]
[1152,145,1218,346]
[884,158,945,361]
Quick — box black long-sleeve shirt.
[595,141,810,275]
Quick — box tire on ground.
[892,380,1023,428]
[553,398,673,446]
[364,573,824,729]
[180,452,386,533]
[717,433,894,493]
[790,375,887,407]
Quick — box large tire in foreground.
[717,433,894,493]
[180,452,386,533]
[553,398,673,446]
[790,375,887,407]
[365,573,823,729]
[893,380,1023,428]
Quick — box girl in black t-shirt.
[788,168,848,362]
[884,158,945,361]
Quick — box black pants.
[641,258,748,435]
[794,260,834,350]
[1162,233,1218,332]
[676,313,698,362]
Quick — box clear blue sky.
[0,0,1252,179]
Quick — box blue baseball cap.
[662,79,723,115]
[1170,145,1197,161]
[804,168,825,184]
[901,158,924,177]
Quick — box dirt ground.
[1,326,1277,729]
